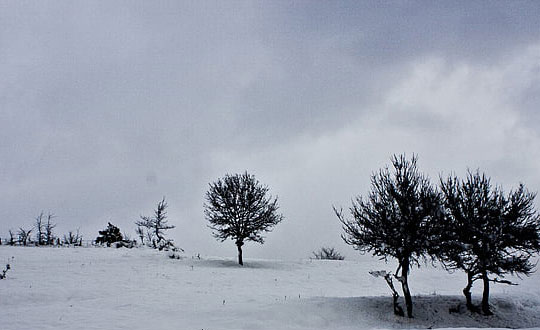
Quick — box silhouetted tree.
[8,230,15,246]
[438,171,540,315]
[96,222,123,247]
[34,212,45,245]
[44,213,56,245]
[17,227,33,246]
[63,229,83,246]
[135,198,176,250]
[335,154,442,318]
[204,172,284,265]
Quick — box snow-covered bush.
[95,222,124,247]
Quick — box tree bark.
[401,259,413,318]
[463,272,474,311]
[481,271,492,315]
[236,241,244,266]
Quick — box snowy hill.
[1,246,539,329]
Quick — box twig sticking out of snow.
[0,263,10,279]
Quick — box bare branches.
[336,154,441,317]
[439,169,540,314]
[136,197,176,250]
[369,270,404,317]
[17,227,32,246]
[204,172,283,265]
[312,247,344,260]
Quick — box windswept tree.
[438,170,540,315]
[204,172,283,265]
[135,198,176,250]
[335,154,442,318]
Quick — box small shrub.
[0,264,11,279]
[312,247,344,260]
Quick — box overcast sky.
[1,1,540,259]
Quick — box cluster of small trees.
[335,154,540,317]
[93,197,178,251]
[2,211,83,247]
[1,172,284,265]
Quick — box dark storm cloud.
[1,1,540,258]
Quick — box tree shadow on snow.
[303,294,540,329]
[194,258,299,270]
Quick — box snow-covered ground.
[1,246,540,330]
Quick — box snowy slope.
[1,246,540,330]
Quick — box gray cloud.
[1,1,540,259]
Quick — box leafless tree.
[45,213,56,245]
[336,154,442,318]
[136,198,176,250]
[204,172,283,265]
[8,230,15,246]
[34,211,46,245]
[63,229,83,246]
[17,227,33,246]
[438,171,540,315]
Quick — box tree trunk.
[481,271,492,315]
[236,241,244,266]
[401,260,413,318]
[463,272,474,311]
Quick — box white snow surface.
[1,246,540,330]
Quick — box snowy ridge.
[1,246,539,329]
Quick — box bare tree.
[44,213,56,245]
[438,171,540,315]
[204,172,284,265]
[135,198,176,250]
[34,211,45,245]
[17,227,33,246]
[63,229,83,246]
[335,154,442,318]
[8,230,15,246]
